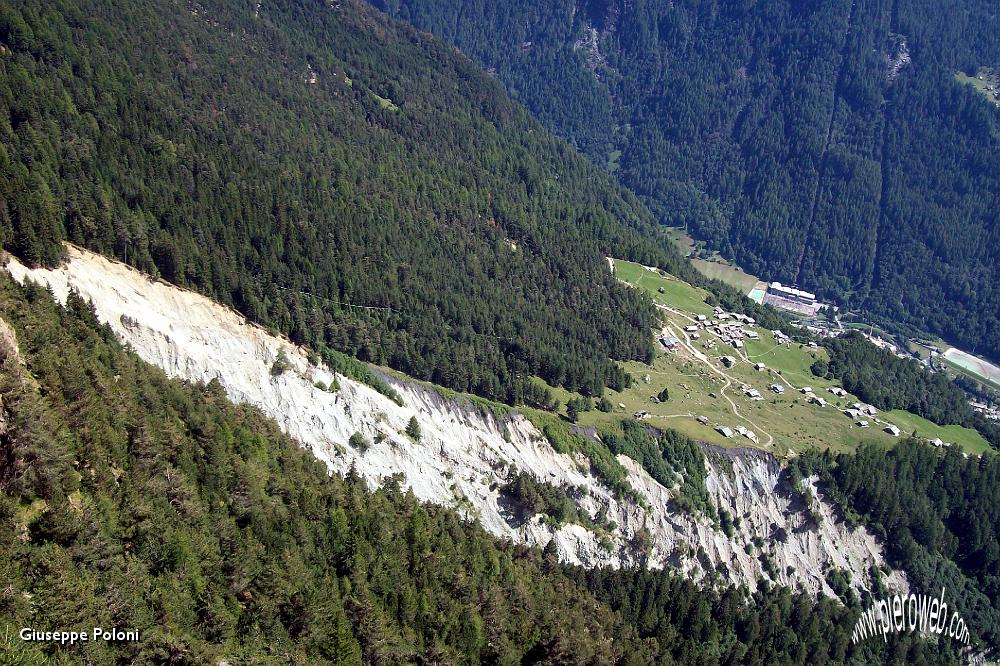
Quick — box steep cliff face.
[5,245,906,597]
[0,316,18,438]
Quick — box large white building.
[769,282,817,302]
[762,282,824,316]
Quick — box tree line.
[0,0,702,406]
[0,275,970,664]
[376,0,1000,365]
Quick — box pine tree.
[405,416,421,441]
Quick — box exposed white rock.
[5,245,906,597]
[0,316,20,366]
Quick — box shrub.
[349,432,370,453]
[271,348,292,376]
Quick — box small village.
[608,258,994,457]
[653,304,913,447]
[751,276,1000,423]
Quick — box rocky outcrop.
[0,315,20,366]
[5,245,906,598]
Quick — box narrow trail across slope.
[664,320,775,447]
[735,345,805,393]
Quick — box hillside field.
[570,260,991,456]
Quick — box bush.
[719,508,735,537]
[810,359,829,377]
[566,396,591,423]
[349,432,370,452]
[271,348,292,376]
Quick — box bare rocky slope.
[4,245,907,598]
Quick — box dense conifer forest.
[3,0,1000,661]
[821,331,1000,448]
[0,0,709,404]
[793,440,1000,653]
[374,0,1000,363]
[0,276,970,664]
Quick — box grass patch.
[663,226,760,293]
[612,258,714,315]
[607,149,622,173]
[690,258,759,293]
[664,227,695,255]
[318,345,404,406]
[744,334,831,389]
[956,68,1000,109]
[883,410,991,455]
[371,91,400,111]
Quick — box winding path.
[663,319,775,447]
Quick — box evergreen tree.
[405,416,421,441]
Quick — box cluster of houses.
[690,415,758,446]
[686,308,761,350]
[713,423,758,444]
[976,72,1000,107]
[804,388,827,407]
[638,270,988,456]
[859,330,919,362]
[663,308,788,370]
[971,401,1000,422]
[652,299,957,448]
[835,400,904,436]
[842,401,877,418]
[798,321,838,338]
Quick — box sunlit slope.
[572,260,992,455]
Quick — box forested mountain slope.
[0,0,699,404]
[374,0,1000,363]
[5,244,909,593]
[0,270,965,665]
[794,441,1000,652]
